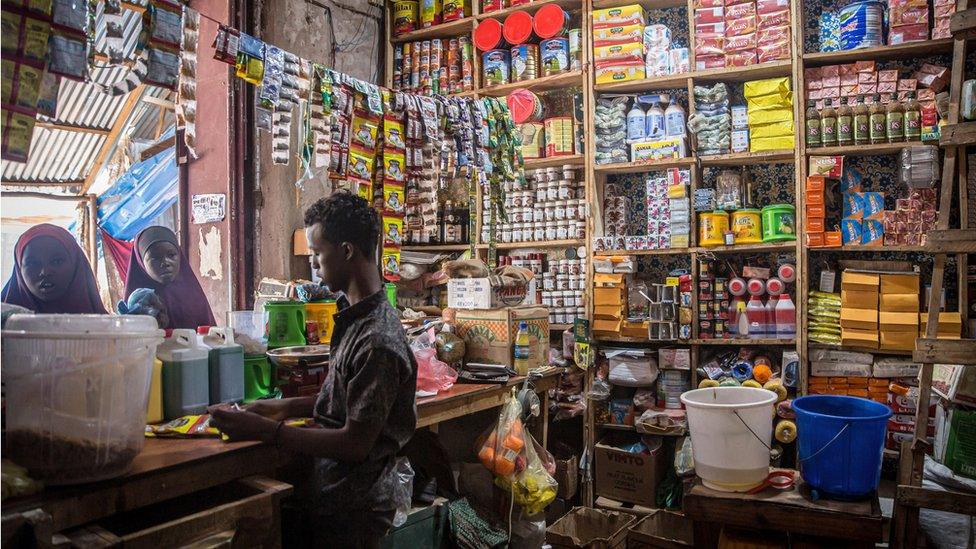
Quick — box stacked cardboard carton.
[879,273,920,351]
[594,273,626,338]
[804,176,843,247]
[840,271,880,349]
[920,311,963,339]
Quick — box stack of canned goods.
[498,252,586,325]
[480,165,586,244]
[393,37,474,96]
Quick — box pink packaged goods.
[696,22,726,34]
[726,50,757,66]
[858,72,877,84]
[726,32,757,52]
[804,67,822,87]
[756,0,789,14]
[889,6,928,26]
[725,15,757,36]
[696,34,725,56]
[724,1,756,20]
[694,7,725,24]
[840,84,858,97]
[897,78,917,91]
[758,9,789,28]
[696,56,725,70]
[758,41,789,62]
[878,81,897,94]
[694,0,724,7]
[889,23,929,44]
[757,25,789,45]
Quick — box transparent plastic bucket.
[227,309,268,355]
[680,387,778,492]
[2,314,163,485]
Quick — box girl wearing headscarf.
[2,224,107,314]
[124,226,216,329]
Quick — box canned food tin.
[482,49,510,87]
[540,38,570,76]
[557,220,569,240]
[568,28,582,70]
[511,44,539,82]
[556,274,569,290]
[545,226,557,240]
[306,321,320,345]
[575,220,586,239]
[555,200,567,220]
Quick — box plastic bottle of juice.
[820,98,837,147]
[746,295,766,339]
[837,97,853,146]
[887,93,905,143]
[870,94,887,144]
[853,95,870,145]
[775,293,797,340]
[904,91,921,141]
[805,100,821,147]
[514,321,531,375]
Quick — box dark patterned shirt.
[313,290,418,513]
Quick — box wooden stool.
[682,475,883,548]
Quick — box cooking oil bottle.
[853,95,870,145]
[869,94,887,144]
[887,93,905,143]
[837,97,853,147]
[821,98,837,147]
[805,100,821,147]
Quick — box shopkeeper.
[124,226,216,329]
[2,224,107,314]
[210,192,418,548]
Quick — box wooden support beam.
[914,338,976,364]
[940,121,976,146]
[923,229,976,253]
[951,8,976,39]
[35,121,111,136]
[81,85,146,194]
[896,485,976,516]
[140,135,176,161]
[120,1,146,13]
[2,191,90,201]
[142,95,176,110]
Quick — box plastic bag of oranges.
[477,396,526,479]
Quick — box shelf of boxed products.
[523,153,585,169]
[696,241,796,254]
[479,70,584,97]
[477,0,582,21]
[593,157,695,175]
[594,73,690,94]
[805,142,921,156]
[807,245,929,253]
[599,247,693,256]
[691,60,794,83]
[593,0,684,9]
[391,17,477,44]
[693,338,796,346]
[479,238,585,250]
[401,243,473,252]
[801,39,955,67]
[594,335,690,344]
[807,342,913,357]
[697,149,795,166]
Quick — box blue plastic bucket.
[793,395,892,498]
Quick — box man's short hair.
[303,191,379,257]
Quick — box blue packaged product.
[842,219,863,245]
[861,191,885,220]
[842,192,865,220]
[840,165,864,192]
[819,12,840,52]
[838,1,885,51]
[861,219,884,245]
[482,49,510,87]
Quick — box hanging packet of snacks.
[310,65,333,168]
[212,24,240,64]
[236,33,266,84]
[177,7,200,158]
[272,102,293,165]
[101,0,125,63]
[47,0,88,81]
[1,2,52,162]
[143,1,183,90]
[381,90,406,280]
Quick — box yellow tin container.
[731,209,762,244]
[699,211,730,247]
[305,300,338,343]
[393,0,419,35]
[518,122,545,159]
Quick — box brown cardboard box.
[547,507,635,549]
[594,305,623,319]
[840,308,879,330]
[881,330,918,351]
[880,293,920,312]
[880,311,919,331]
[454,307,549,371]
[881,273,920,295]
[933,364,976,407]
[293,229,311,256]
[595,287,625,307]
[621,320,649,338]
[920,312,963,338]
[595,436,667,507]
[595,273,626,287]
[842,328,879,349]
[554,455,579,500]
[593,318,623,334]
[842,271,881,293]
[842,289,879,309]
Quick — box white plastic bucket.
[680,387,777,492]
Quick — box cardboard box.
[547,507,635,549]
[933,363,976,406]
[841,308,879,330]
[880,311,919,331]
[293,229,312,256]
[842,289,879,309]
[920,312,963,338]
[595,287,625,307]
[595,273,626,287]
[934,404,976,480]
[881,293,919,313]
[880,330,918,351]
[881,273,921,295]
[554,455,579,499]
[454,307,549,372]
[842,328,879,349]
[593,318,623,334]
[447,278,531,310]
[842,271,880,293]
[595,435,667,507]
[594,305,623,319]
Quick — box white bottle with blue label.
[646,102,665,140]
[627,101,646,141]
[665,101,686,137]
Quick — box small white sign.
[191,194,226,224]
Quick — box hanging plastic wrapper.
[391,458,415,527]
[102,0,126,63]
[177,7,200,158]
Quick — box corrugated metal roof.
[2,129,105,183]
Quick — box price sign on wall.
[191,193,226,224]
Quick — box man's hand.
[208,405,279,442]
[246,399,295,421]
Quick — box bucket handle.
[732,410,852,462]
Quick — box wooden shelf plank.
[804,142,921,156]
[921,229,976,253]
[595,336,688,344]
[940,121,976,146]
[696,241,796,254]
[594,157,695,174]
[523,154,585,169]
[594,73,690,93]
[482,239,584,250]
[391,17,475,43]
[550,323,575,331]
[914,339,976,365]
[479,70,584,97]
[802,39,955,66]
[950,8,976,40]
[593,0,683,9]
[597,247,693,256]
[699,150,796,166]
[809,245,928,253]
[808,343,913,357]
[694,338,796,346]
[478,0,582,20]
[691,60,793,83]
[402,244,472,252]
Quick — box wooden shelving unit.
[802,39,954,65]
[805,142,921,156]
[698,150,796,166]
[401,243,472,252]
[523,154,585,169]
[593,157,696,174]
[390,17,476,43]
[479,70,584,97]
